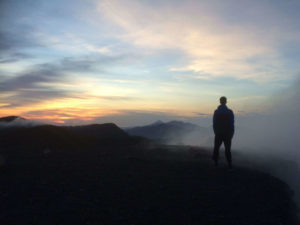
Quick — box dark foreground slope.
[0,145,298,225]
[0,122,140,152]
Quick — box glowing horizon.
[1,0,300,126]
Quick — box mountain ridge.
[0,116,138,152]
[125,120,209,145]
[0,116,26,122]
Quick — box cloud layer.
[99,0,300,82]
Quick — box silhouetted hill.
[0,116,25,122]
[125,120,209,145]
[65,123,128,139]
[0,117,139,152]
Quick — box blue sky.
[0,0,299,126]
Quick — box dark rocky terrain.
[0,116,299,225]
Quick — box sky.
[1,0,300,126]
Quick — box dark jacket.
[213,105,234,135]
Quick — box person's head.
[220,96,227,105]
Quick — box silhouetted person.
[213,96,234,168]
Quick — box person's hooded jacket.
[213,105,234,135]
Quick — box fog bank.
[235,78,300,159]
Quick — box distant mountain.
[125,120,210,145]
[0,116,26,122]
[149,120,164,126]
[0,115,41,128]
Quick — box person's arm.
[213,110,216,134]
[230,110,235,135]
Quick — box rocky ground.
[0,145,299,225]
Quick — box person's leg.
[224,135,232,168]
[213,134,222,166]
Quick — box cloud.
[22,108,98,122]
[0,26,38,51]
[0,92,66,109]
[0,53,131,89]
[0,27,38,63]
[0,52,32,64]
[0,1,114,62]
[97,96,138,101]
[1,66,63,92]
[98,0,299,82]
[197,113,210,116]
[0,53,138,108]
[20,108,131,125]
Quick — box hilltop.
[0,115,26,122]
[0,116,143,153]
